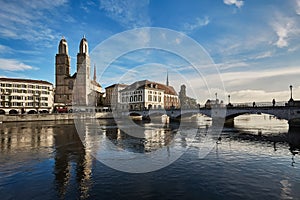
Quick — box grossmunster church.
[54,36,102,108]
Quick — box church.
[54,36,102,109]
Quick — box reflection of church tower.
[55,38,71,103]
[75,36,91,106]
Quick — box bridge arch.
[128,112,142,117]
[225,110,288,121]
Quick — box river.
[0,114,299,200]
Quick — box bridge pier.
[288,119,300,128]
[224,118,234,127]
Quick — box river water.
[0,114,300,200]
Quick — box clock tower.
[55,37,71,104]
[74,36,90,106]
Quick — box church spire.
[93,64,96,81]
[166,70,169,86]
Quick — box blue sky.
[1,0,300,103]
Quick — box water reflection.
[53,124,93,199]
[0,116,300,199]
[103,122,179,153]
[0,121,93,199]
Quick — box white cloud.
[223,0,244,8]
[295,0,300,15]
[0,45,13,54]
[0,59,37,71]
[99,0,151,28]
[273,23,289,48]
[271,14,300,48]
[0,1,67,45]
[183,17,210,33]
[230,89,289,103]
[219,61,249,70]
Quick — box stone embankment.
[0,112,113,123]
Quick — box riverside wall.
[0,112,113,123]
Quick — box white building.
[120,80,179,110]
[104,83,128,108]
[0,78,54,114]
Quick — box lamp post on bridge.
[290,85,293,101]
[228,95,231,104]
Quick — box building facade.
[54,36,102,108]
[120,80,179,110]
[104,84,128,108]
[0,78,54,114]
[178,84,198,109]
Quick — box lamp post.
[215,92,218,100]
[290,85,293,100]
[228,95,231,104]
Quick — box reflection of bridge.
[124,106,300,127]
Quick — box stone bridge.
[124,106,300,126]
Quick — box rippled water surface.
[0,114,300,200]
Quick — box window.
[138,95,142,101]
[148,95,152,101]
[68,81,73,89]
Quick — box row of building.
[0,37,198,114]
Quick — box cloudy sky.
[1,0,300,103]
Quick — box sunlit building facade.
[0,77,54,114]
[120,80,179,110]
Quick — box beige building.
[0,78,54,114]
[54,36,102,109]
[120,80,179,110]
[104,84,128,108]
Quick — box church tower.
[55,37,71,104]
[74,36,91,106]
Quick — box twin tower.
[55,36,100,107]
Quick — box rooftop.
[0,77,53,85]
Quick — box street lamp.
[215,92,218,100]
[228,95,231,104]
[290,85,293,100]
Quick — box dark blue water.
[0,115,299,200]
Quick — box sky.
[1,0,300,104]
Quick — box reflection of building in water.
[0,122,95,199]
[104,125,175,153]
[0,122,54,161]
[53,124,95,199]
[143,128,174,152]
